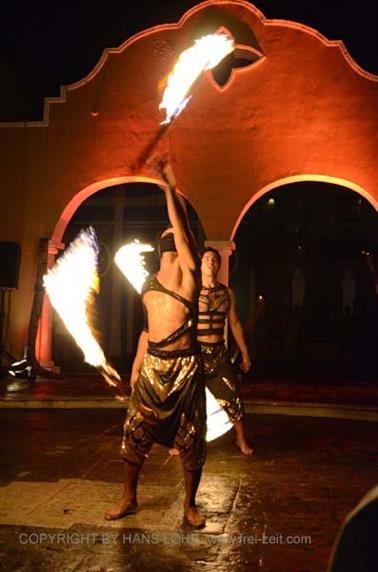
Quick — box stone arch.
[229,175,377,378]
[231,175,378,241]
[52,176,161,245]
[37,176,200,366]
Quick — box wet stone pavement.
[0,410,377,572]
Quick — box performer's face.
[201,251,220,277]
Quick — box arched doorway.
[48,182,204,373]
[231,181,378,382]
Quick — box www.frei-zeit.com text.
[18,532,312,546]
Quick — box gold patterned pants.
[121,348,206,470]
[200,342,243,423]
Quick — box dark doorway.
[52,182,204,373]
[231,182,378,383]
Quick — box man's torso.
[197,283,230,344]
[142,271,198,351]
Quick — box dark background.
[1,0,377,121]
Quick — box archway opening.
[231,181,378,383]
[51,182,204,374]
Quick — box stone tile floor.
[0,410,377,571]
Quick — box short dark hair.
[202,246,221,266]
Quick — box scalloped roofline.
[1,0,377,129]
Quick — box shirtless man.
[198,247,253,455]
[105,160,206,528]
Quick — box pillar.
[37,239,64,369]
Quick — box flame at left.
[43,227,122,392]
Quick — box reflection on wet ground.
[0,410,377,571]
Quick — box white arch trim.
[231,174,378,240]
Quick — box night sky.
[1,0,377,120]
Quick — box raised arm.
[228,288,251,374]
[176,190,198,250]
[158,161,198,274]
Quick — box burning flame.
[160,33,234,124]
[114,239,154,294]
[205,388,232,442]
[43,227,121,390]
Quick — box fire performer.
[198,247,253,455]
[105,159,207,527]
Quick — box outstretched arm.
[228,288,251,374]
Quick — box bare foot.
[105,499,138,521]
[236,440,254,455]
[184,505,206,528]
[169,448,180,456]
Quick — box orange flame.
[160,33,234,124]
[43,228,122,390]
[114,239,154,294]
[205,388,232,442]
